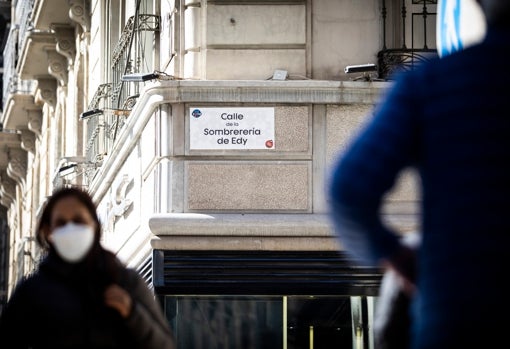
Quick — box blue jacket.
[328,27,510,349]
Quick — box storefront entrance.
[153,250,382,349]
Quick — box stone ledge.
[151,235,341,251]
[148,213,333,236]
[148,212,419,251]
[148,213,340,250]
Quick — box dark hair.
[36,186,101,249]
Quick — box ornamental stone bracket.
[111,174,134,217]
[27,109,43,137]
[53,25,76,66]
[20,130,36,154]
[0,170,17,209]
[0,132,21,208]
[104,174,134,237]
[35,78,57,109]
[69,0,90,33]
[46,49,68,86]
[6,148,27,187]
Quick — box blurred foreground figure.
[328,1,510,348]
[0,187,176,349]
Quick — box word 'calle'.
[221,113,244,120]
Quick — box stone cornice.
[17,31,56,80]
[2,93,38,130]
[153,79,390,104]
[149,213,333,237]
[149,213,340,251]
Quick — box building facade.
[0,0,440,347]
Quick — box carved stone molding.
[46,49,68,86]
[69,0,90,32]
[53,25,76,66]
[35,78,57,108]
[111,174,134,217]
[20,130,36,154]
[27,109,43,136]
[104,174,134,236]
[0,132,21,168]
[6,148,27,187]
[0,171,16,208]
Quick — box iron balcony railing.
[2,26,35,109]
[15,0,35,53]
[83,13,160,180]
[111,14,160,109]
[378,0,438,80]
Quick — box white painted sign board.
[189,107,275,150]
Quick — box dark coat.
[328,27,510,349]
[0,249,175,349]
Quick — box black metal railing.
[111,14,160,110]
[2,26,35,108]
[378,48,437,79]
[83,83,112,166]
[378,0,438,80]
[83,12,160,168]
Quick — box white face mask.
[50,223,95,263]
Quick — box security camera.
[344,63,378,74]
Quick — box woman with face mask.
[0,187,176,349]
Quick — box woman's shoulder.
[6,270,47,303]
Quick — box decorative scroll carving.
[112,174,133,217]
[53,25,76,65]
[27,109,43,136]
[0,171,16,208]
[20,130,36,154]
[35,78,57,108]
[46,50,68,86]
[6,148,27,186]
[104,174,134,237]
[69,0,90,32]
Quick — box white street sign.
[190,107,275,150]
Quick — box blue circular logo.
[192,109,202,118]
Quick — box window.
[154,250,382,349]
[165,295,375,349]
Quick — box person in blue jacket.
[0,187,176,349]
[328,1,510,348]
